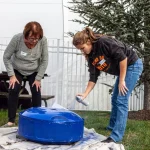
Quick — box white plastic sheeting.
[0,127,125,150]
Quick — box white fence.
[0,38,144,111]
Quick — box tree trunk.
[143,55,150,110]
[144,81,150,110]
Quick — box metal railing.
[0,38,144,111]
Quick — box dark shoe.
[101,137,115,143]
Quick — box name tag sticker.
[97,59,106,65]
[21,51,27,56]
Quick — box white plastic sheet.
[0,127,125,150]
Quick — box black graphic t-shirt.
[87,36,138,83]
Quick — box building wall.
[0,0,64,39]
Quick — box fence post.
[56,39,60,103]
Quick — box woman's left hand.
[119,80,128,96]
[32,80,41,92]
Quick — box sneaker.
[1,123,15,128]
[101,137,115,143]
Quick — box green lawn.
[0,109,150,150]
[74,111,150,150]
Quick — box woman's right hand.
[76,81,95,100]
[76,93,87,100]
[9,75,20,89]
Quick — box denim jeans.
[107,58,143,142]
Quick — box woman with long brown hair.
[73,27,143,143]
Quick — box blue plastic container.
[18,107,84,144]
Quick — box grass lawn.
[0,109,150,150]
[74,111,150,150]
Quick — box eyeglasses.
[28,37,40,42]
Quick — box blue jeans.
[107,58,143,142]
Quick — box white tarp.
[0,127,125,150]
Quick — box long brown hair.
[73,27,102,46]
[23,21,43,39]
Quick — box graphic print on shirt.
[92,55,110,71]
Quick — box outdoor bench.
[0,92,55,107]
[0,72,55,107]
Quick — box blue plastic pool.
[18,107,84,144]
